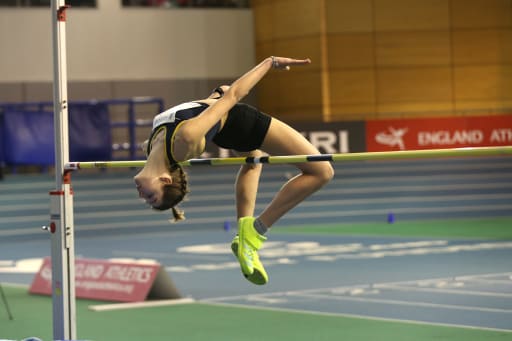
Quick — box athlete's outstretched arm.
[172,56,311,161]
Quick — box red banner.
[366,115,512,151]
[29,258,162,302]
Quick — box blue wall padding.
[2,110,55,165]
[0,114,4,166]
[1,103,111,165]
[68,103,111,162]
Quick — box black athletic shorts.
[212,103,272,152]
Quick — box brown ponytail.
[171,207,186,222]
[153,164,189,222]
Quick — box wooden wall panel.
[504,29,512,62]
[329,103,378,121]
[253,0,512,121]
[455,62,512,111]
[454,100,512,112]
[273,0,322,39]
[253,2,274,42]
[256,75,280,114]
[327,33,374,68]
[451,0,512,28]
[274,107,324,122]
[377,67,452,102]
[325,0,373,33]
[251,0,274,5]
[453,29,512,64]
[454,65,507,101]
[275,69,324,122]
[275,71,323,109]
[374,0,450,31]
[329,69,376,105]
[376,102,454,117]
[255,41,274,63]
[376,31,451,66]
[502,66,512,101]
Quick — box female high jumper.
[134,56,334,285]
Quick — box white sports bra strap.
[152,102,203,129]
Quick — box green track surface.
[2,218,511,340]
[1,286,510,341]
[274,218,512,240]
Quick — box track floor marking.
[88,298,195,311]
[374,283,512,298]
[203,272,512,331]
[200,301,512,333]
[288,293,512,314]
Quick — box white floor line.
[203,272,512,303]
[88,297,195,312]
[200,301,512,333]
[0,282,30,288]
[348,272,512,288]
[201,284,373,303]
[376,283,512,298]
[4,202,512,228]
[456,278,512,285]
[456,272,512,278]
[5,192,512,214]
[290,293,512,314]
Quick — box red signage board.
[366,115,512,151]
[30,258,163,302]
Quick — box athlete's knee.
[318,163,335,184]
[309,163,334,185]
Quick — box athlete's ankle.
[253,217,268,235]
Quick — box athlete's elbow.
[226,86,248,103]
[236,89,249,102]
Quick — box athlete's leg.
[231,150,269,285]
[234,118,333,284]
[258,118,334,228]
[234,150,264,219]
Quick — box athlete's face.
[134,176,164,208]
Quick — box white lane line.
[2,203,512,225]
[3,192,512,213]
[88,297,195,312]
[374,283,512,298]
[2,280,510,332]
[200,301,512,333]
[204,272,512,302]
[288,293,512,313]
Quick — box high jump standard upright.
[50,1,77,339]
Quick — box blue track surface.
[1,156,511,332]
[1,156,512,239]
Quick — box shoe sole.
[231,241,268,285]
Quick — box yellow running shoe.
[230,217,268,285]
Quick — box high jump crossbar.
[65,146,512,170]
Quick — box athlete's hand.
[270,56,311,70]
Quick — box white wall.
[0,1,255,82]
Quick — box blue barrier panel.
[0,97,164,167]
[2,110,55,165]
[0,112,4,167]
[1,104,111,166]
[69,102,111,162]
